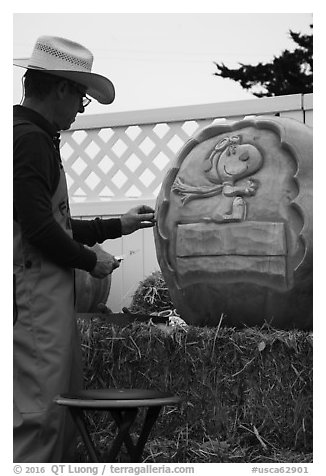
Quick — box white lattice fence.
[60,94,312,311]
[61,119,214,205]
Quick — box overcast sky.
[13,12,312,114]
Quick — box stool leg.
[69,408,101,463]
[132,406,162,462]
[106,408,138,462]
[110,409,138,458]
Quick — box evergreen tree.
[213,25,313,97]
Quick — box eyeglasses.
[68,81,92,108]
[81,96,92,108]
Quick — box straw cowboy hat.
[14,35,115,104]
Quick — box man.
[13,36,156,463]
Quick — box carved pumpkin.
[154,116,312,330]
[75,244,112,313]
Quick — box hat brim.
[14,60,115,105]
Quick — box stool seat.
[54,389,181,463]
[57,388,180,408]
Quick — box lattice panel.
[60,118,218,203]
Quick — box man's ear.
[55,79,69,99]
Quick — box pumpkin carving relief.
[154,116,312,329]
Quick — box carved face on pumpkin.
[205,136,263,184]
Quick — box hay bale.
[77,314,312,462]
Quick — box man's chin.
[68,117,77,128]
[61,120,75,131]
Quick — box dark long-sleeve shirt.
[13,105,122,272]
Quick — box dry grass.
[129,270,174,315]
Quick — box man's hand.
[120,205,156,235]
[90,254,120,279]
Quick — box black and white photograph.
[11,10,315,474]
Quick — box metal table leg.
[105,408,138,462]
[109,409,138,459]
[70,407,101,463]
[109,406,161,462]
[132,406,161,462]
